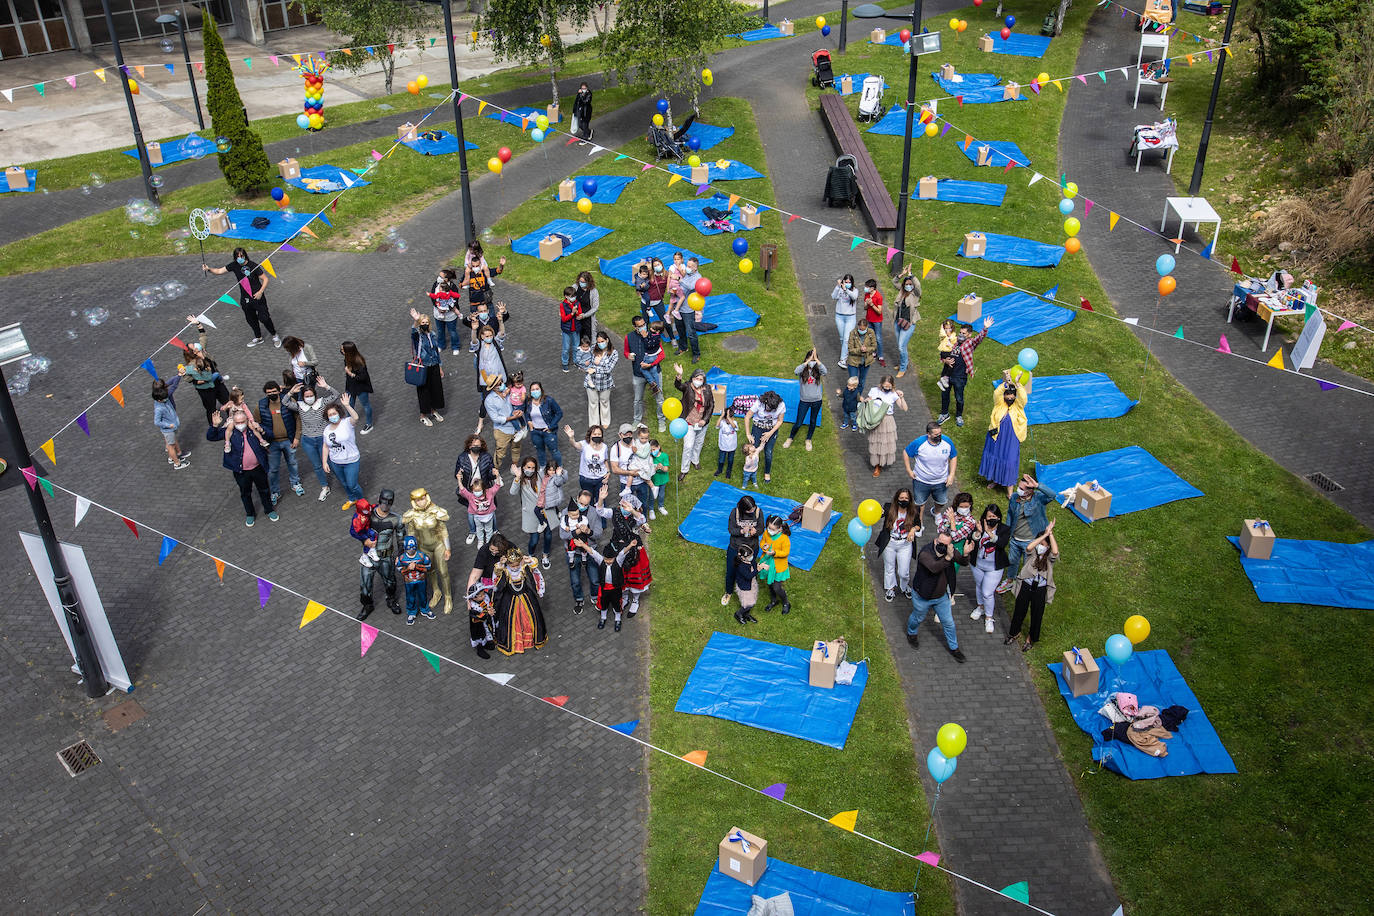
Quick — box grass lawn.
[490,95,955,915]
[816,2,1374,913]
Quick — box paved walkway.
[1061,7,1374,526]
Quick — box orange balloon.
[1064,237,1081,253]
[406,81,419,94]
[1158,275,1177,296]
[957,20,968,32]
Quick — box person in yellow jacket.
[758,515,792,614]
[978,370,1032,496]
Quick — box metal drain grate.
[1306,472,1344,492]
[57,740,100,777]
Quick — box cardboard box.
[538,235,563,261]
[975,144,994,166]
[809,639,846,688]
[690,165,709,185]
[840,75,853,94]
[1060,648,1100,697]
[558,178,576,202]
[1003,81,1021,101]
[547,102,560,123]
[739,204,761,230]
[5,166,27,190]
[870,28,886,43]
[145,141,163,165]
[963,232,987,257]
[206,208,229,234]
[1074,481,1112,521]
[917,175,938,199]
[277,157,300,180]
[940,63,956,80]
[397,122,417,142]
[1145,0,1171,12]
[957,294,983,322]
[719,827,768,885]
[801,493,833,533]
[979,34,994,52]
[1240,519,1276,560]
[711,383,727,415]
[779,19,794,36]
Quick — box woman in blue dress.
[978,371,1031,497]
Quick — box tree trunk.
[548,49,559,109]
[384,57,394,95]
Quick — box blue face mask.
[236,257,247,265]
[620,507,632,516]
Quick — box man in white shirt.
[902,421,957,536]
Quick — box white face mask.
[303,396,316,406]
[957,507,971,517]
[692,379,704,388]
[1035,545,1049,555]
[234,422,247,431]
[327,414,340,424]
[524,468,535,477]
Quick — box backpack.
[857,398,888,432]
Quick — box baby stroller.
[811,49,835,89]
[823,154,858,208]
[857,75,886,122]
[648,123,685,160]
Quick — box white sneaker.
[970,608,983,620]
[247,337,263,348]
[359,553,374,568]
[985,616,995,633]
[513,427,528,443]
[318,486,330,501]
[451,349,461,356]
[465,533,476,545]
[648,509,656,520]
[272,335,282,348]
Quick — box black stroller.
[811,49,835,88]
[823,154,858,207]
[647,112,699,161]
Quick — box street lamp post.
[421,0,476,248]
[839,0,850,53]
[156,11,205,131]
[1187,0,1240,197]
[100,0,159,205]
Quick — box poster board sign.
[1291,309,1325,371]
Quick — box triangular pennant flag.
[292,53,302,65]
[140,359,158,379]
[609,719,639,735]
[921,259,934,278]
[1119,67,1130,78]
[1110,907,1124,916]
[1266,349,1285,370]
[260,257,276,278]
[1052,79,1063,91]
[339,172,355,188]
[157,536,176,565]
[40,439,55,465]
[1084,199,1094,217]
[916,851,940,867]
[214,557,225,580]
[217,293,238,306]
[962,135,973,150]
[695,185,709,196]
[1337,320,1356,332]
[361,623,379,656]
[641,162,654,172]
[38,477,53,498]
[195,62,203,74]
[885,247,899,265]
[1060,173,1068,188]
[33,83,45,97]
[1042,285,1059,301]
[1230,256,1243,274]
[565,136,579,146]
[371,149,384,160]
[1080,297,1093,311]
[122,517,139,538]
[1109,212,1120,230]
[956,271,969,284]
[1174,326,1185,339]
[762,783,787,800]
[387,42,395,53]
[587,144,603,156]
[615,153,628,161]
[1004,160,1015,173]
[485,672,514,685]
[243,57,253,68]
[849,238,863,251]
[164,64,174,74]
[1098,70,1107,82]
[1000,882,1030,904]
[1200,241,1214,260]
[110,383,125,406]
[1318,380,1339,391]
[827,810,858,832]
[340,48,352,56]
[1218,334,1232,354]
[21,466,37,490]
[169,336,188,351]
[0,88,12,103]
[956,94,964,106]
[240,277,253,295]
[521,117,528,131]
[257,578,272,606]
[541,695,569,706]
[298,226,318,239]
[75,497,91,527]
[422,649,441,673]
[66,75,78,89]
[95,68,106,83]
[682,750,708,766]
[1186,55,1194,66]
[1030,80,1041,94]
[1028,171,1044,186]
[317,213,332,227]
[1125,317,1139,325]
[787,214,799,223]
[477,100,487,115]
[817,225,832,242]
[1076,74,1088,84]
[1304,303,1316,320]
[134,65,145,78]
[728,194,740,209]
[667,174,682,187]
[299,600,326,628]
[269,54,279,65]
[278,244,300,255]
[940,122,952,137]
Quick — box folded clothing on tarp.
[510,218,612,261]
[666,195,762,236]
[400,130,479,155]
[989,32,1053,57]
[598,242,712,286]
[731,24,789,41]
[1049,649,1236,780]
[214,209,320,242]
[958,231,1065,267]
[1035,446,1204,522]
[695,856,916,915]
[1023,373,1138,425]
[958,139,1030,168]
[678,481,839,571]
[666,160,766,182]
[947,290,1073,345]
[1226,536,1374,610]
[704,367,818,427]
[675,632,868,749]
[699,294,759,334]
[557,174,635,204]
[0,169,36,192]
[932,71,1027,103]
[285,164,371,193]
[683,121,735,150]
[121,135,209,167]
[910,179,1007,206]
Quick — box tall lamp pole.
[156,11,205,131]
[839,0,850,53]
[1187,0,1240,196]
[428,0,476,248]
[100,0,159,205]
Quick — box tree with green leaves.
[478,0,597,107]
[1246,0,1358,112]
[203,15,273,194]
[295,0,439,95]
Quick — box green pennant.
[999,882,1029,904]
[1098,70,1107,82]
[38,476,54,498]
[1304,303,1316,320]
[614,154,628,161]
[34,83,45,97]
[217,293,239,306]
[430,37,437,46]
[1059,173,1067,188]
[243,57,253,68]
[1174,326,1185,339]
[422,649,441,673]
[849,237,863,251]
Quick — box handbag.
[405,335,433,386]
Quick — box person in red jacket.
[559,286,581,371]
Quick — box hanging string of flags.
[1096,0,1227,47]
[19,468,1063,916]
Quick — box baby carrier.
[857,75,886,122]
[811,49,835,88]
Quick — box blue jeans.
[435,316,459,351]
[352,391,374,427]
[527,529,553,556]
[940,374,968,419]
[299,434,328,488]
[674,312,700,357]
[1007,538,1030,578]
[895,322,916,373]
[567,551,601,601]
[561,329,579,368]
[835,313,856,362]
[907,591,958,650]
[870,318,885,361]
[750,426,777,475]
[266,440,300,497]
[743,470,757,486]
[843,408,857,428]
[333,458,364,500]
[654,483,666,510]
[788,400,822,441]
[847,364,870,392]
[911,479,949,513]
[716,449,735,477]
[631,480,651,514]
[531,428,562,468]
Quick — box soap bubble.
[90,173,105,188]
[161,280,188,299]
[129,230,141,239]
[80,185,91,195]
[215,135,232,153]
[7,373,30,396]
[84,307,110,326]
[149,174,165,189]
[378,103,394,111]
[185,134,209,160]
[135,284,162,300]
[282,207,296,217]
[513,349,527,364]
[393,238,409,252]
[480,227,494,243]
[173,239,189,254]
[66,329,78,340]
[159,38,175,54]
[20,355,52,375]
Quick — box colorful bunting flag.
[299,600,326,628]
[110,383,125,406]
[240,277,254,295]
[1124,317,1139,325]
[0,89,12,103]
[940,122,951,137]
[1219,334,1231,354]
[1304,303,1317,320]
[140,359,158,379]
[169,336,188,351]
[95,69,106,82]
[916,851,940,867]
[885,247,899,265]
[1318,381,1339,391]
[422,649,441,673]
[1337,320,1356,332]
[134,65,145,78]
[214,557,225,581]
[541,695,569,706]
[921,259,934,278]
[695,185,708,197]
[667,174,682,187]
[1109,212,1120,231]
[33,83,45,97]
[956,271,969,284]
[1084,199,1093,217]
[477,100,487,115]
[962,135,973,150]
[787,214,799,223]
[258,578,272,606]
[728,194,740,209]
[485,672,514,685]
[1076,74,1087,84]
[217,293,238,306]
[1004,160,1015,173]
[816,225,832,242]
[21,466,36,490]
[38,477,52,498]
[762,783,787,800]
[75,497,91,527]
[371,149,384,160]
[1174,326,1185,339]
[1230,256,1242,274]
[1000,882,1030,904]
[1200,241,1214,260]
[1098,70,1107,82]
[243,57,253,68]
[828,810,858,832]
[361,623,378,656]
[849,238,863,251]
[614,154,628,162]
[66,75,78,89]
[158,536,176,565]
[1266,349,1285,370]
[682,750,708,766]
[1030,80,1041,94]
[122,517,139,538]
[1028,172,1043,186]
[40,439,55,464]
[260,257,276,278]
[1080,298,1093,311]
[164,64,174,75]
[269,55,279,66]
[609,719,639,735]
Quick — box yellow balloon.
[652,113,664,127]
[1063,217,1081,237]
[688,154,701,167]
[416,74,429,89]
[949,18,959,29]
[1124,615,1151,645]
[924,122,938,137]
[687,291,705,311]
[536,114,549,130]
[738,257,753,274]
[815,16,826,28]
[857,499,883,526]
[1064,181,1079,199]
[663,397,683,421]
[487,157,502,174]
[1037,72,1050,84]
[577,197,593,214]
[701,68,713,83]
[937,722,967,758]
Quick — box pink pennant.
[1076,74,1087,84]
[1004,160,1015,173]
[371,149,384,160]
[916,851,941,867]
[361,623,379,656]
[269,55,280,65]
[65,75,77,89]
[21,466,37,490]
[885,247,899,265]
[1218,334,1231,354]
[762,783,787,800]
[239,277,253,294]
[1338,320,1356,332]
[1084,199,1094,217]
[641,163,654,172]
[76,413,90,435]
[457,93,468,106]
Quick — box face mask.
[621,434,632,443]
[524,468,535,477]
[590,436,603,444]
[420,323,431,332]
[768,528,780,537]
[477,311,489,320]
[597,341,608,350]
[1016,488,1027,498]
[530,389,541,399]
[654,265,663,273]
[437,276,446,285]
[236,257,246,265]
[904,283,914,291]
[883,387,893,393]
[652,449,660,457]
[957,507,971,517]
[578,281,587,289]
[986,517,998,525]
[897,498,910,506]
[234,422,247,431]
[692,379,704,388]
[482,336,494,345]
[327,414,340,424]
[929,435,941,444]
[578,502,590,512]
[267,392,279,400]
[303,396,316,406]
[192,343,203,352]
[843,282,852,289]
[1035,545,1049,555]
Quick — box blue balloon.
[1005,14,1017,28]
[1058,198,1074,215]
[731,237,749,256]
[530,128,545,143]
[821,24,831,36]
[926,747,958,784]
[1017,347,1039,371]
[581,178,598,197]
[295,114,311,129]
[270,187,285,201]
[687,136,702,151]
[669,418,688,439]
[1105,634,1133,665]
[656,98,670,114]
[1155,254,1176,276]
[846,517,872,546]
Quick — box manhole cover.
[722,334,758,352]
[1306,472,1344,492]
[104,699,146,733]
[57,740,100,777]
[806,301,828,317]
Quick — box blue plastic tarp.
[0,168,36,192]
[910,179,1007,206]
[1226,536,1374,610]
[1023,373,1138,425]
[285,164,371,194]
[510,218,612,261]
[683,121,735,151]
[696,858,915,916]
[957,139,1030,168]
[675,632,868,749]
[678,482,840,572]
[122,135,209,167]
[214,210,320,243]
[1049,649,1237,780]
[666,161,766,182]
[834,72,883,96]
[946,290,1074,345]
[598,242,712,286]
[666,195,762,236]
[699,294,759,334]
[1035,446,1204,523]
[731,24,789,41]
[958,231,1065,267]
[932,71,1027,104]
[483,105,550,124]
[870,32,909,48]
[865,105,915,136]
[400,130,479,155]
[704,367,819,428]
[558,174,636,204]
[989,32,1053,57]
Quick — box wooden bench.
[818,93,899,243]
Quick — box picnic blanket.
[665,195,762,236]
[833,72,882,96]
[510,218,611,261]
[958,140,1030,168]
[947,290,1074,345]
[679,482,840,571]
[989,32,1053,57]
[699,294,760,334]
[1023,373,1138,425]
[557,174,635,204]
[1035,446,1204,522]
[731,24,789,42]
[285,164,371,194]
[695,857,916,915]
[213,209,321,243]
[483,105,550,125]
[958,231,1065,267]
[665,161,765,183]
[400,130,479,155]
[121,135,209,167]
[704,367,817,427]
[933,71,1027,103]
[910,179,1008,206]
[865,105,917,136]
[683,121,735,151]
[1226,536,1374,610]
[597,242,712,286]
[1,169,36,192]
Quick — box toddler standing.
[837,376,861,429]
[741,442,760,487]
[715,412,738,477]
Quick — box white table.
[1160,196,1220,254]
